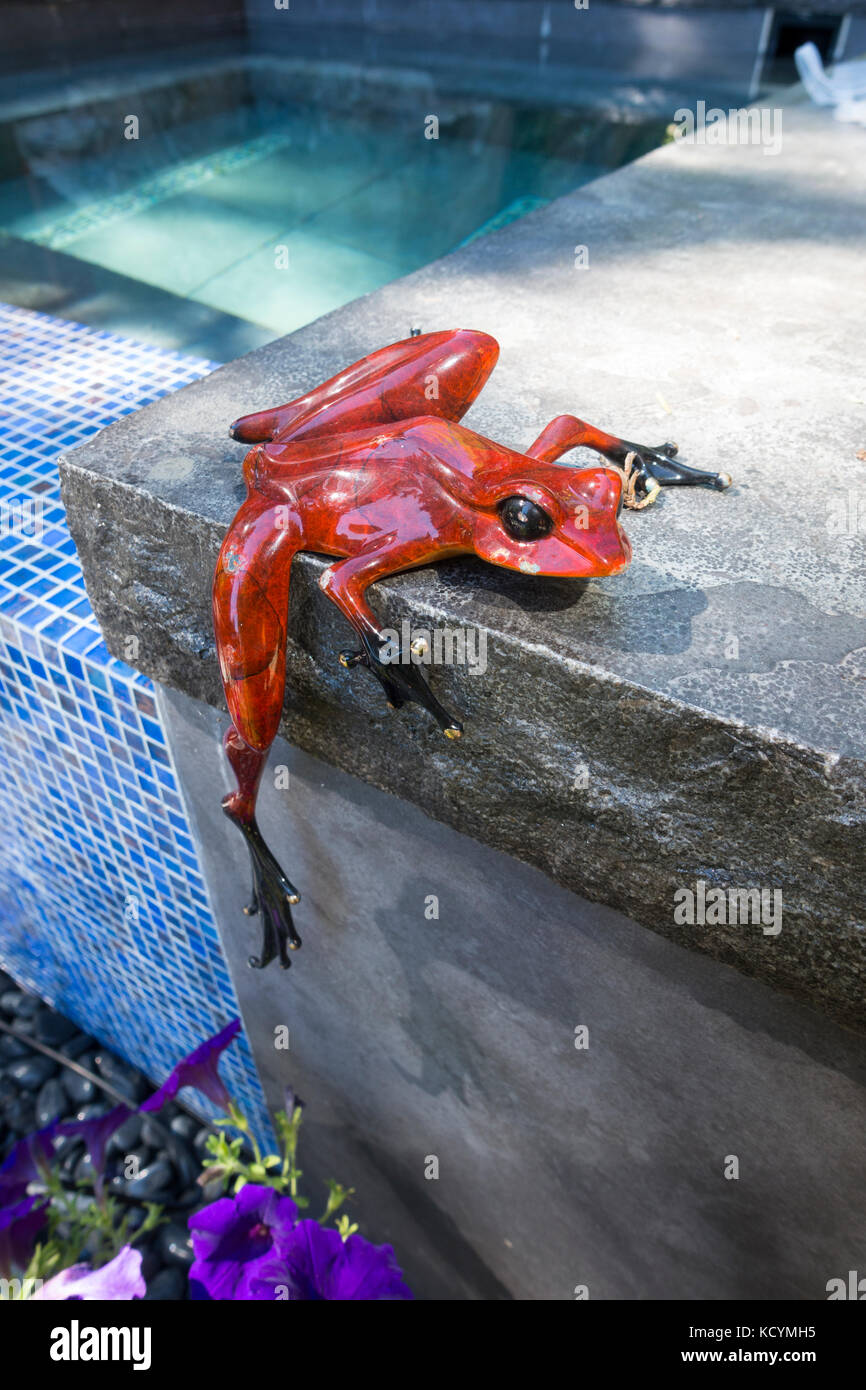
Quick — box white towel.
[795,41,866,113]
[834,98,866,126]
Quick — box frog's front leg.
[527,415,731,508]
[319,551,464,739]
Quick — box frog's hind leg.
[221,728,301,970]
[527,414,731,509]
[213,491,304,969]
[229,328,499,445]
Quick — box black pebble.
[108,1158,175,1203]
[198,1176,226,1205]
[107,1113,143,1157]
[5,1095,35,1136]
[73,1102,109,1123]
[93,1052,150,1103]
[169,1114,198,1142]
[53,1132,83,1160]
[0,1076,19,1108]
[153,1148,183,1197]
[60,1140,85,1181]
[35,1077,66,1127]
[0,1035,31,1062]
[61,1033,98,1061]
[193,1127,214,1156]
[74,1152,97,1185]
[140,1116,168,1149]
[138,1242,162,1283]
[144,1268,186,1301]
[126,1206,147,1233]
[173,1185,204,1210]
[34,1009,79,1047]
[62,1066,97,1108]
[166,1136,200,1189]
[0,991,40,1018]
[5,1055,57,1091]
[119,1144,153,1174]
[157,1221,194,1269]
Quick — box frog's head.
[472,466,631,578]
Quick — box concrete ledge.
[60,94,866,1029]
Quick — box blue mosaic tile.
[0,303,271,1144]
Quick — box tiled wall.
[0,302,270,1138]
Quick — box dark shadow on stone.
[427,555,592,615]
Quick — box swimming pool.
[0,57,665,345]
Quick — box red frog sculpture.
[213,328,731,970]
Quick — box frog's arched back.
[229,329,500,448]
[213,329,731,972]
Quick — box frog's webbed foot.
[339,631,463,739]
[619,443,732,510]
[225,811,302,969]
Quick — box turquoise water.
[0,72,661,338]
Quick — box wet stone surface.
[59,97,866,1027]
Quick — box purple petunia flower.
[55,1104,132,1194]
[32,1244,145,1300]
[187,1183,413,1301]
[249,1221,414,1302]
[0,1194,48,1280]
[188,1183,299,1300]
[0,1124,58,1204]
[141,1018,240,1114]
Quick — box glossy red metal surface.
[212,328,730,968]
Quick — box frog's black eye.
[499,496,553,542]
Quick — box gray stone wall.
[245,0,866,93]
[158,683,866,1301]
[246,0,771,97]
[0,0,246,76]
[3,0,862,87]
